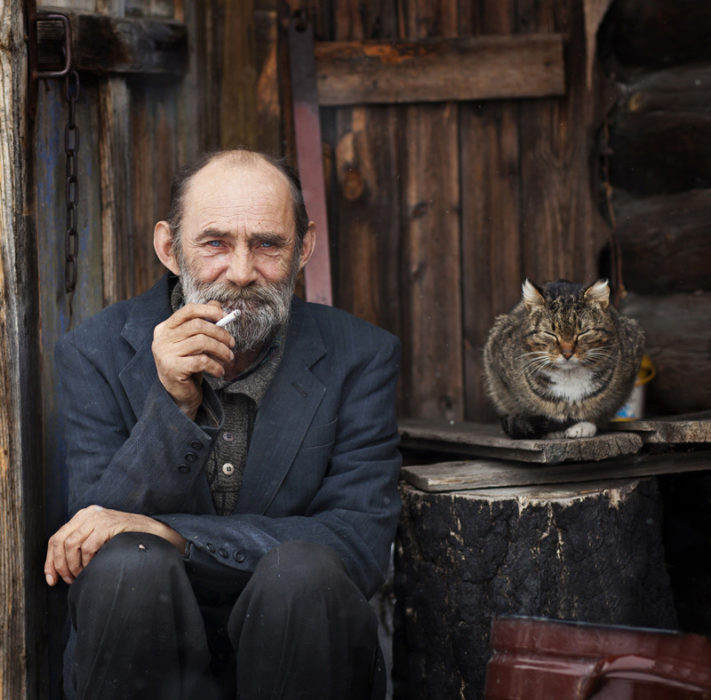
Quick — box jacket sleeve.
[57,332,223,517]
[156,335,402,598]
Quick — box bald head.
[166,149,310,251]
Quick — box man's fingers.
[160,302,225,330]
[45,505,105,585]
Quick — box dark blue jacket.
[56,274,402,597]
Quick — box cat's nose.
[560,343,574,359]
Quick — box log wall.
[599,0,711,417]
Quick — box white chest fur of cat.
[483,278,644,440]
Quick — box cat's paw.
[547,421,597,439]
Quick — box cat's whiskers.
[519,351,553,377]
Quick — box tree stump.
[392,477,678,700]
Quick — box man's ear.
[154,221,180,276]
[298,222,317,270]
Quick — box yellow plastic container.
[613,354,656,421]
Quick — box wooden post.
[0,1,46,697]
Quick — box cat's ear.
[584,279,610,309]
[522,279,545,310]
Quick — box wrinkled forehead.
[181,153,295,232]
[184,154,294,217]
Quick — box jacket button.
[184,453,197,463]
[219,548,228,558]
[191,441,203,450]
[206,543,215,553]
[233,551,246,563]
[178,465,190,474]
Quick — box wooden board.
[608,415,711,445]
[314,34,565,105]
[35,10,188,74]
[460,1,522,426]
[399,419,643,464]
[401,449,711,492]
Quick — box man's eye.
[207,240,224,248]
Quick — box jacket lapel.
[118,275,173,420]
[237,297,327,514]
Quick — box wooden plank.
[398,0,462,421]
[613,189,711,294]
[608,417,711,445]
[459,1,522,423]
[326,0,403,410]
[621,293,711,416]
[255,9,282,155]
[99,78,134,304]
[314,34,565,105]
[219,0,258,148]
[516,0,609,285]
[36,9,188,74]
[401,449,711,492]
[1,2,46,696]
[399,418,643,464]
[129,80,177,294]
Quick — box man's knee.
[70,532,183,609]
[252,540,350,598]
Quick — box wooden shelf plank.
[402,449,711,492]
[399,419,643,464]
[314,34,565,106]
[608,415,711,444]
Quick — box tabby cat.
[483,279,644,439]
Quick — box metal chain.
[64,69,80,299]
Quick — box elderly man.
[44,149,401,699]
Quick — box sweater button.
[222,462,235,476]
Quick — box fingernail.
[45,573,54,586]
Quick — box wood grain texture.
[517,0,609,286]
[394,478,677,698]
[34,10,188,74]
[397,0,463,421]
[459,0,522,424]
[401,449,711,492]
[608,417,711,445]
[606,65,711,197]
[613,189,711,294]
[1,2,47,696]
[399,418,643,464]
[315,34,565,105]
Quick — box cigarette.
[216,309,241,327]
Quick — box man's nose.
[224,250,258,287]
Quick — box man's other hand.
[44,506,187,586]
[152,301,235,419]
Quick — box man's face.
[173,157,304,352]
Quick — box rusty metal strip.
[288,13,333,306]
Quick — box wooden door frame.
[1,0,47,696]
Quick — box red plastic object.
[485,616,711,700]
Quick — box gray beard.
[179,264,296,353]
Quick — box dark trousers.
[64,533,384,700]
